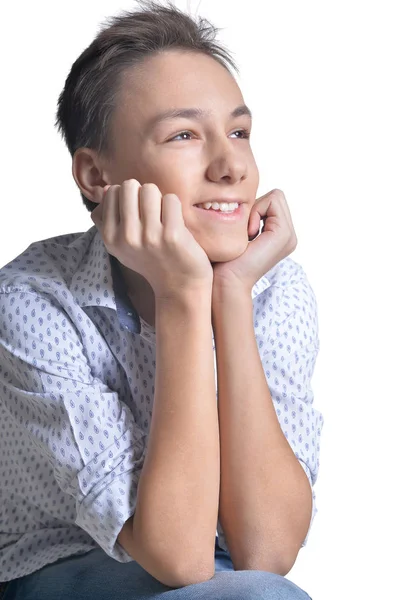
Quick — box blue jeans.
[1,538,312,599]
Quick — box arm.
[0,292,161,572]
[0,286,217,590]
[212,287,313,576]
[91,181,220,586]
[119,289,219,587]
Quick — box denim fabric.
[1,538,312,600]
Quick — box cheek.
[143,156,195,195]
[155,173,196,208]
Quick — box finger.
[248,192,273,236]
[91,201,103,228]
[119,179,141,242]
[90,185,106,225]
[259,190,297,247]
[254,190,286,231]
[266,191,296,243]
[102,184,112,201]
[162,193,184,235]
[102,185,121,245]
[276,190,295,230]
[139,183,162,235]
[248,210,261,239]
[268,189,292,224]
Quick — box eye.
[231,128,251,139]
[168,128,251,142]
[168,131,194,141]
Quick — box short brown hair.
[55,0,239,212]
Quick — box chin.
[207,238,249,264]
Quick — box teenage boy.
[0,1,323,596]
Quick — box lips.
[193,203,244,221]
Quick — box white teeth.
[197,201,239,212]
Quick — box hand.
[91,179,213,299]
[212,189,298,293]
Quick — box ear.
[72,147,110,205]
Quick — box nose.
[206,137,248,184]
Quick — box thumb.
[91,185,109,226]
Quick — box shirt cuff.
[73,434,148,562]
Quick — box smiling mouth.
[195,201,242,211]
[193,203,244,220]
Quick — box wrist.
[211,285,253,331]
[212,281,252,304]
[156,286,212,310]
[156,290,213,336]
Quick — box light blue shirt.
[0,226,324,581]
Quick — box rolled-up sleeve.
[260,271,324,547]
[0,291,148,562]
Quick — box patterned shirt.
[0,226,324,581]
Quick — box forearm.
[212,289,312,575]
[134,290,219,580]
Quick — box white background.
[1,1,398,597]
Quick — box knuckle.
[163,229,180,245]
[272,188,285,198]
[142,231,160,248]
[122,226,139,249]
[102,227,115,247]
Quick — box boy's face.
[101,50,259,263]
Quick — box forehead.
[116,50,245,125]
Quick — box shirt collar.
[70,227,141,334]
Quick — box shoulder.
[255,256,316,303]
[265,256,312,289]
[0,228,95,298]
[252,256,319,335]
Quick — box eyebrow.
[145,104,252,132]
